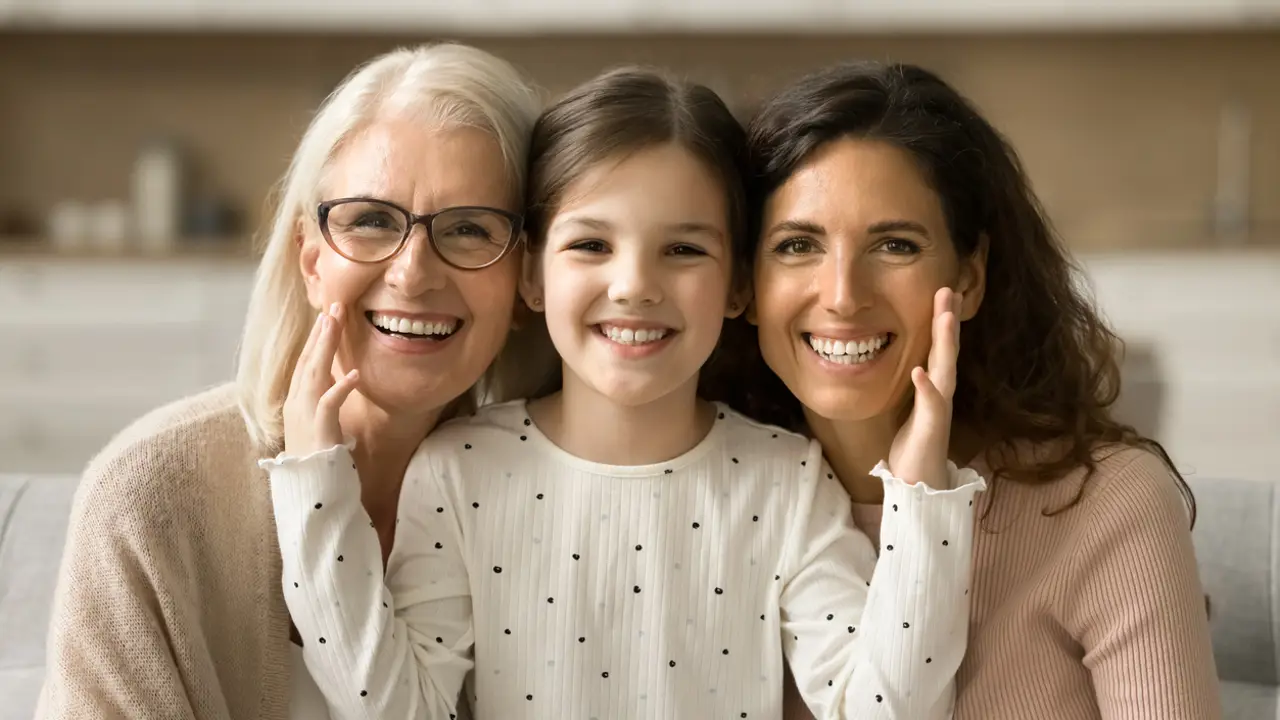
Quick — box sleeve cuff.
[256,438,357,470]
[869,459,988,496]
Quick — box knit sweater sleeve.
[265,443,470,720]
[35,455,199,719]
[780,441,986,720]
[1061,449,1222,719]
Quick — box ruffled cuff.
[869,459,987,496]
[256,438,357,470]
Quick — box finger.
[316,369,360,441]
[307,302,345,399]
[926,288,959,399]
[911,366,945,411]
[288,311,326,400]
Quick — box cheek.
[752,271,802,342]
[313,251,381,305]
[459,265,520,332]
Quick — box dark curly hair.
[716,61,1193,522]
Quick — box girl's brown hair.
[523,66,753,397]
[731,61,1193,522]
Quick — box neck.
[338,391,443,528]
[530,365,713,466]
[806,408,901,505]
[806,404,985,506]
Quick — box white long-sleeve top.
[265,401,986,720]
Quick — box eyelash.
[771,237,922,255]
[565,240,708,256]
[880,238,921,255]
[567,239,607,253]
[772,237,816,255]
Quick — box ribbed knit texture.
[785,446,1222,720]
[268,400,986,720]
[35,384,294,720]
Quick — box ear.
[517,244,545,314]
[956,234,988,321]
[725,280,753,321]
[744,299,758,326]
[297,218,325,310]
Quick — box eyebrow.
[867,219,931,237]
[557,216,613,232]
[765,218,930,237]
[555,216,724,239]
[668,222,724,240]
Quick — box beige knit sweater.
[784,445,1222,719]
[36,384,293,720]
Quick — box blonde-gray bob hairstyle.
[236,43,545,449]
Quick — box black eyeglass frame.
[317,197,525,270]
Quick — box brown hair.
[730,61,1193,522]
[523,66,754,397]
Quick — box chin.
[588,373,688,409]
[360,370,473,417]
[792,383,901,424]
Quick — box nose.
[818,251,874,318]
[606,249,663,307]
[384,225,448,297]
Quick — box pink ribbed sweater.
[785,445,1222,719]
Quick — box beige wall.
[0,30,1276,251]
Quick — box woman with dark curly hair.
[728,61,1220,719]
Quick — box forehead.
[322,119,515,209]
[555,143,728,226]
[765,138,945,230]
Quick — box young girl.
[265,68,986,720]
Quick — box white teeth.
[602,325,669,345]
[371,313,457,338]
[807,333,890,364]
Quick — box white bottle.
[132,138,183,254]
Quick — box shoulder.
[74,383,256,526]
[715,403,820,465]
[410,399,535,480]
[1076,443,1191,526]
[422,399,531,450]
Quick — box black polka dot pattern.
[274,410,972,716]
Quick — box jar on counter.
[132,138,185,254]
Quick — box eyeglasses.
[317,198,524,270]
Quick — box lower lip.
[367,315,461,355]
[594,327,675,359]
[804,337,893,376]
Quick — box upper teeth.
[372,313,457,337]
[602,325,669,345]
[809,333,888,357]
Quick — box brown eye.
[881,238,921,254]
[773,237,816,255]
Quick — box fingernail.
[322,314,331,330]
[330,301,340,316]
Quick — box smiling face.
[523,142,743,409]
[298,118,522,417]
[751,137,985,424]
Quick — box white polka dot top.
[264,400,986,720]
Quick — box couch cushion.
[0,474,81,720]
[1190,476,1280,687]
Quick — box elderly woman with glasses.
[36,43,549,720]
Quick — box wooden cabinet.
[0,256,255,474]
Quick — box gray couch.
[1,473,1275,719]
